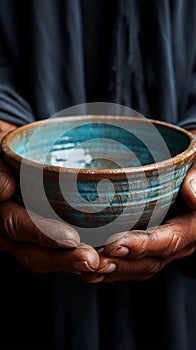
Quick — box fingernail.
[98,263,117,273]
[105,246,129,257]
[190,180,196,194]
[0,172,10,193]
[73,261,96,272]
[87,276,105,283]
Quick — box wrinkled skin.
[0,121,100,275]
[0,120,196,282]
[83,129,196,283]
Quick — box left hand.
[0,120,100,275]
[82,130,196,283]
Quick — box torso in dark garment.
[0,1,196,349]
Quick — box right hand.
[0,121,100,275]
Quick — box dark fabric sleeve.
[0,13,35,126]
[178,55,196,130]
[0,60,35,126]
[0,83,35,126]
[172,0,196,130]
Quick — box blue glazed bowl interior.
[9,118,191,169]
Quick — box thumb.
[181,129,196,210]
[181,157,196,210]
[0,159,16,201]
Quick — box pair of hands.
[0,121,196,283]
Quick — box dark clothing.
[0,0,196,129]
[0,0,196,349]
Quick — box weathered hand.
[82,130,196,283]
[0,121,100,275]
[0,200,100,274]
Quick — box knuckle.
[129,232,155,258]
[169,233,186,255]
[1,213,18,241]
[156,229,187,259]
[132,240,147,257]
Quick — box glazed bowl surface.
[1,115,195,245]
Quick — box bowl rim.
[1,115,196,175]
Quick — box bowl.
[1,115,195,246]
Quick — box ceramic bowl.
[1,116,195,245]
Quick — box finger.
[181,156,196,210]
[6,237,193,277]
[102,238,195,268]
[83,243,195,283]
[103,212,196,259]
[0,228,100,274]
[12,242,99,274]
[103,229,151,258]
[82,256,162,283]
[0,159,16,201]
[0,200,80,248]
